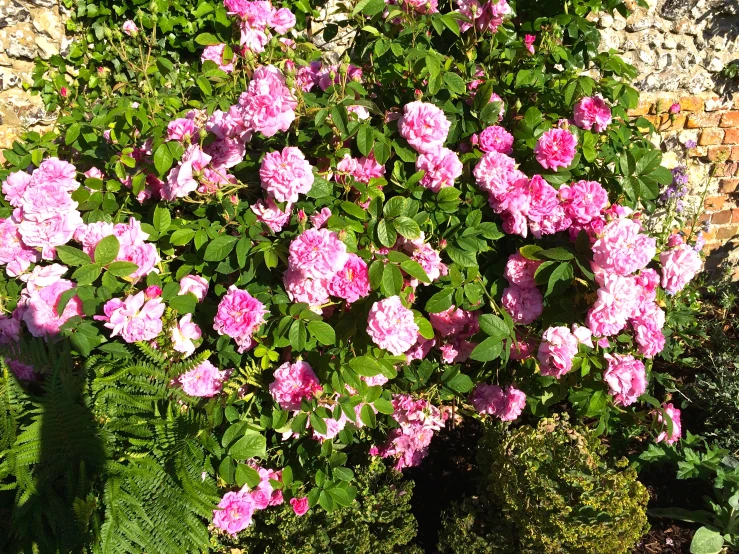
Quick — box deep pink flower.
[290,497,309,516]
[502,285,543,325]
[534,128,577,170]
[213,492,255,535]
[327,253,370,303]
[269,360,322,410]
[603,354,647,406]
[416,148,463,192]
[559,180,609,224]
[655,403,681,445]
[537,326,579,378]
[367,296,420,355]
[288,228,348,280]
[180,360,228,397]
[573,96,612,132]
[429,306,479,338]
[260,147,314,203]
[524,34,536,54]
[478,125,514,155]
[213,286,267,353]
[167,118,198,142]
[469,383,526,421]
[398,101,451,154]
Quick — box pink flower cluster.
[416,147,463,192]
[592,218,656,276]
[573,96,612,133]
[179,360,229,397]
[97,291,165,343]
[367,296,420,355]
[164,145,212,200]
[455,0,511,33]
[428,305,479,364]
[371,394,447,470]
[239,65,297,137]
[269,360,322,411]
[469,383,526,421]
[502,252,544,325]
[213,286,267,352]
[603,354,647,406]
[295,61,363,93]
[213,464,284,535]
[223,0,295,53]
[1,158,83,265]
[537,325,592,378]
[260,147,314,203]
[336,153,385,184]
[534,128,577,170]
[660,242,702,295]
[74,218,160,280]
[398,101,451,154]
[201,43,234,73]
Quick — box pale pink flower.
[603,354,647,406]
[102,292,165,343]
[478,125,514,155]
[0,218,39,277]
[2,170,33,207]
[633,319,666,358]
[18,210,84,259]
[502,285,543,325]
[213,286,267,353]
[660,244,702,295]
[655,403,681,445]
[288,228,348,280]
[409,242,448,283]
[238,65,297,137]
[504,252,542,288]
[537,326,579,378]
[473,151,523,196]
[571,324,594,348]
[270,7,296,33]
[592,218,656,276]
[205,137,246,169]
[269,360,322,410]
[559,180,609,224]
[21,279,83,338]
[260,147,314,203]
[429,306,479,338]
[171,314,202,357]
[283,268,331,311]
[290,497,309,516]
[122,20,139,36]
[416,148,463,192]
[179,275,209,301]
[398,101,451,154]
[534,128,577,170]
[336,153,385,184]
[167,118,198,142]
[84,167,104,179]
[310,207,332,229]
[213,492,255,535]
[251,198,293,233]
[201,43,234,73]
[163,145,212,200]
[180,360,228,397]
[327,253,371,303]
[573,96,612,132]
[367,296,420,355]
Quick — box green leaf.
[519,245,543,260]
[307,321,336,345]
[195,32,222,45]
[106,261,139,277]
[72,264,101,286]
[446,246,477,268]
[689,527,724,554]
[56,245,91,266]
[56,288,78,316]
[373,398,394,415]
[289,320,307,351]
[341,201,367,220]
[445,372,473,393]
[425,289,453,313]
[357,125,374,157]
[443,73,466,95]
[94,235,120,265]
[393,216,421,239]
[545,262,574,297]
[330,105,349,137]
[348,356,384,377]
[415,314,434,340]
[478,314,510,339]
[383,196,408,218]
[170,228,196,246]
[153,205,171,234]
[196,76,212,96]
[310,412,328,436]
[308,175,333,198]
[204,235,238,262]
[229,431,267,460]
[381,264,403,297]
[153,143,174,176]
[400,260,430,283]
[236,464,261,489]
[538,247,574,261]
[470,337,503,362]
[359,404,377,427]
[327,487,355,507]
[169,292,197,314]
[65,123,81,145]
[377,219,397,248]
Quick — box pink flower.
[534,128,577,170]
[0,314,21,344]
[251,198,293,233]
[283,268,331,311]
[655,403,681,445]
[60,87,68,98]
[328,253,371,303]
[2,170,33,207]
[171,314,202,357]
[288,228,348,280]
[180,360,228,397]
[336,153,385,184]
[270,7,296,33]
[410,242,448,283]
[21,279,83,338]
[201,43,234,73]
[502,285,543,325]
[214,286,267,353]
[473,151,523,196]
[478,126,514,155]
[167,118,198,142]
[122,20,139,36]
[469,384,526,421]
[429,306,479,338]
[84,167,104,179]
[398,101,451,154]
[7,359,35,380]
[213,492,255,535]
[18,211,83,259]
[504,252,542,288]
[367,296,420,355]
[205,137,246,169]
[537,326,579,378]
[455,0,510,33]
[633,319,665,358]
[603,354,647,406]
[179,275,209,302]
[559,180,609,224]
[145,285,162,298]
[660,244,702,295]
[290,497,309,516]
[310,207,332,229]
[592,218,656,276]
[238,65,297,137]
[416,148,463,192]
[163,145,212,200]
[102,292,165,343]
[0,218,39,277]
[269,360,322,410]
[260,147,314,203]
[524,34,536,54]
[573,96,612,132]
[669,103,681,115]
[571,324,594,347]
[403,0,439,13]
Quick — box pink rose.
[213,286,267,353]
[655,403,681,445]
[260,147,314,203]
[201,43,234,73]
[290,497,309,516]
[180,360,228,397]
[398,101,451,154]
[592,218,656,276]
[251,198,293,233]
[573,96,612,132]
[416,147,463,192]
[102,292,165,343]
[238,65,297,137]
[163,145,212,200]
[122,20,139,36]
[310,207,332,229]
[21,279,83,338]
[288,228,348,280]
[478,125,514,155]
[537,326,579,378]
[504,252,542,288]
[213,492,255,535]
[179,275,209,301]
[270,7,296,34]
[559,180,609,224]
[367,296,420,355]
[473,151,523,197]
[283,268,331,312]
[603,354,647,406]
[660,244,702,295]
[534,128,577,170]
[167,118,198,142]
[269,360,322,410]
[327,253,371,303]
[501,285,543,325]
[171,314,202,357]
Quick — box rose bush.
[0,0,706,549]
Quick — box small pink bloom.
[501,285,543,325]
[478,125,514,155]
[180,360,228,397]
[537,326,579,378]
[398,101,451,154]
[60,87,69,98]
[269,360,322,410]
[573,96,612,132]
[327,253,371,303]
[213,492,255,535]
[367,296,420,355]
[310,207,332,229]
[179,275,209,301]
[290,497,309,516]
[102,292,165,343]
[122,20,139,36]
[603,353,647,406]
[171,314,202,357]
[251,198,293,233]
[524,34,536,54]
[669,103,681,114]
[201,43,234,73]
[145,285,162,298]
[167,118,198,142]
[416,148,463,192]
[655,403,681,445]
[660,243,702,295]
[213,286,267,353]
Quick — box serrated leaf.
[470,337,503,362]
[94,235,120,265]
[106,261,139,277]
[153,205,171,234]
[56,245,91,266]
[229,431,267,460]
[393,216,421,239]
[153,143,174,176]
[204,235,238,262]
[381,264,403,297]
[307,321,336,345]
[400,260,430,283]
[348,356,383,377]
[478,314,510,339]
[72,264,101,286]
[425,289,453,313]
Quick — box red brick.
[627,99,652,117]
[664,114,687,130]
[711,210,733,224]
[717,226,738,240]
[719,179,739,193]
[687,146,707,158]
[705,195,726,211]
[708,146,732,161]
[699,128,726,145]
[720,112,739,128]
[733,147,739,162]
[732,208,739,223]
[724,128,739,144]
[687,112,722,128]
[703,242,722,256]
[678,96,705,112]
[715,162,739,177]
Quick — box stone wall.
[0,0,65,151]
